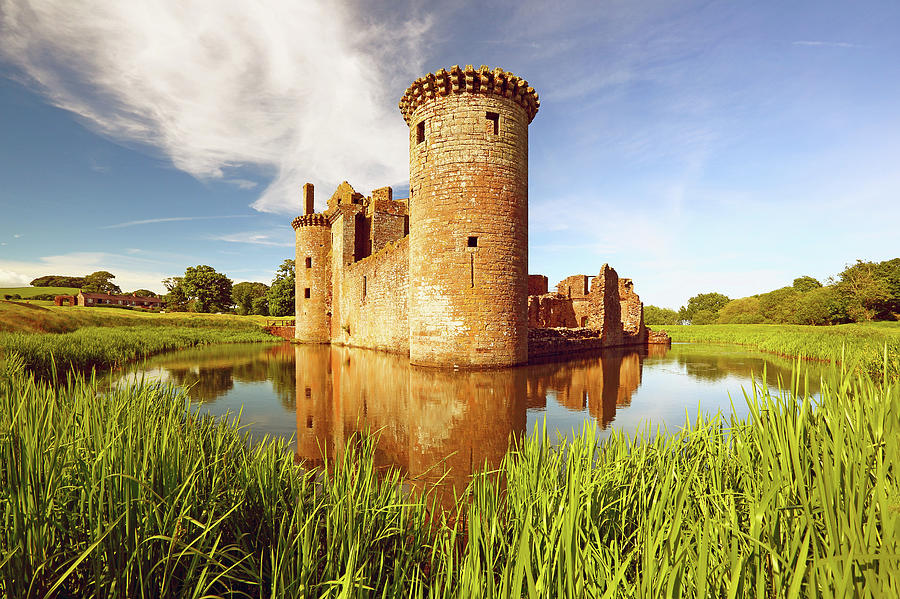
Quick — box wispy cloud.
[0,1,433,214]
[792,40,862,48]
[210,231,293,247]
[225,178,258,190]
[102,215,253,229]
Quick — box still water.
[114,342,825,499]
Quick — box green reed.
[1,353,898,597]
[659,322,900,380]
[0,325,277,377]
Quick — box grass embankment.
[2,355,897,597]
[0,301,279,375]
[0,286,80,298]
[659,322,900,380]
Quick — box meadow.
[0,301,279,376]
[1,352,897,597]
[0,285,80,298]
[658,322,900,380]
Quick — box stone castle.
[292,65,668,368]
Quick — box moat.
[111,342,826,500]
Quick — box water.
[113,341,827,500]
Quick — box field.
[658,322,900,381]
[0,300,280,375]
[0,286,80,298]
[1,352,897,596]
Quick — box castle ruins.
[292,65,669,368]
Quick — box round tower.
[400,65,539,367]
[293,184,331,342]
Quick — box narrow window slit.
[304,288,311,299]
[305,257,312,268]
[470,254,474,288]
[486,111,499,135]
[416,121,425,144]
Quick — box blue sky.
[1,0,898,308]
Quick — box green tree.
[643,305,679,325]
[757,287,799,323]
[181,265,233,313]
[163,277,189,311]
[251,296,269,316]
[833,260,892,321]
[130,289,158,298]
[232,282,269,315]
[267,259,295,317]
[81,271,122,294]
[792,276,822,292]
[678,292,730,324]
[717,297,763,324]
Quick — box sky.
[0,0,898,308]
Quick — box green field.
[0,300,280,375]
[0,285,80,298]
[2,352,897,596]
[658,322,900,381]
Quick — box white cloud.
[102,215,253,229]
[0,252,170,293]
[0,1,432,214]
[792,40,862,49]
[210,231,293,247]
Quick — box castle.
[292,65,668,368]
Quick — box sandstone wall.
[527,294,578,328]
[619,278,647,345]
[408,81,531,367]
[331,236,410,354]
[586,264,623,347]
[294,217,332,343]
[527,274,548,295]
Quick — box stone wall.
[294,215,331,343]
[527,294,577,328]
[586,264,623,347]
[527,274,548,295]
[619,277,647,345]
[407,74,533,367]
[331,236,410,354]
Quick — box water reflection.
[115,340,827,502]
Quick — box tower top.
[399,65,540,126]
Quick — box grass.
[1,353,898,597]
[0,300,281,376]
[0,286,80,298]
[658,322,900,381]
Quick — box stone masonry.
[292,65,668,368]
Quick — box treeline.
[646,258,900,326]
[30,275,86,288]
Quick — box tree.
[31,275,86,288]
[717,297,763,324]
[267,259,295,317]
[181,265,233,313]
[232,282,269,315]
[163,277,189,311]
[678,292,730,324]
[251,296,269,316]
[643,305,679,325]
[792,276,822,293]
[130,289,158,297]
[833,260,892,322]
[81,271,121,294]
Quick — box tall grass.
[0,326,277,376]
[659,322,900,380]
[2,354,898,596]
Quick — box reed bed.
[0,325,277,377]
[659,322,900,380]
[1,355,898,597]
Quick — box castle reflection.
[294,344,653,502]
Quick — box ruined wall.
[619,278,647,344]
[331,236,410,354]
[527,274,548,295]
[294,215,332,343]
[586,264,623,347]
[527,294,577,328]
[405,67,537,367]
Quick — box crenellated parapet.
[292,214,329,229]
[399,65,540,125]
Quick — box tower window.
[467,236,478,248]
[416,121,425,144]
[305,387,311,398]
[304,288,311,299]
[486,112,499,135]
[362,275,367,298]
[305,257,312,268]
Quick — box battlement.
[399,65,540,125]
[292,214,329,229]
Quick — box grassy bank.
[2,356,897,597]
[658,322,900,380]
[0,286,80,298]
[0,300,279,376]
